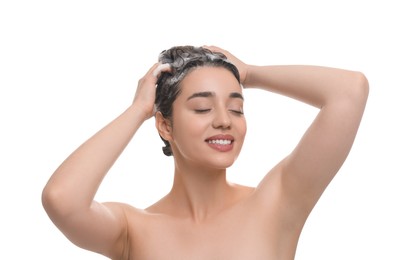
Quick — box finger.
[143,63,162,78]
[153,63,172,78]
[203,45,225,53]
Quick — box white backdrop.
[1,0,407,259]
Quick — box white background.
[1,0,407,259]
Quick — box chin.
[174,146,241,170]
[202,154,238,170]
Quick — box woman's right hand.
[133,63,171,120]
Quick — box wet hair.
[155,46,241,156]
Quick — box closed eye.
[194,109,211,114]
[230,109,244,115]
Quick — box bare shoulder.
[111,186,300,259]
[248,162,310,229]
[230,182,257,201]
[102,201,149,222]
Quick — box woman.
[42,45,369,259]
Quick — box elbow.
[333,70,369,108]
[42,184,59,216]
[42,183,70,219]
[351,71,370,104]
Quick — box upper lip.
[205,134,234,142]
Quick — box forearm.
[244,65,368,108]
[42,103,147,215]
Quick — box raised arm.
[205,46,369,218]
[41,63,170,259]
[248,64,368,209]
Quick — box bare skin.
[42,46,369,259]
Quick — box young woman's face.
[169,66,246,169]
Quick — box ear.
[155,111,173,141]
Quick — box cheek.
[236,117,247,137]
[172,112,208,139]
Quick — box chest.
[128,210,284,260]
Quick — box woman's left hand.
[203,45,249,86]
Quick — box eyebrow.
[187,91,244,101]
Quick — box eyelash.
[231,109,244,115]
[194,109,211,114]
[194,109,244,115]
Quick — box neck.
[168,161,234,222]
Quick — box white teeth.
[208,139,232,145]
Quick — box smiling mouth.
[206,139,232,145]
[206,138,234,152]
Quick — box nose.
[212,108,231,129]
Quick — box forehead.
[178,66,242,97]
